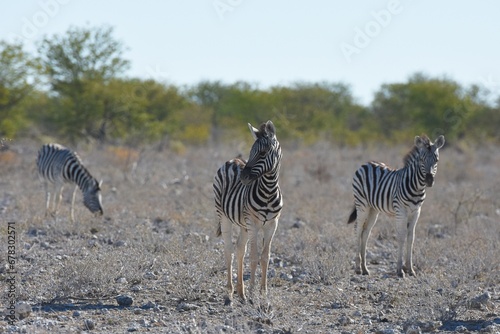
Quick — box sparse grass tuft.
[107,146,140,168]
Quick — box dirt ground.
[0,139,499,333]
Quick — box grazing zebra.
[213,120,283,305]
[348,135,445,277]
[37,143,103,222]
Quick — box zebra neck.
[403,156,427,192]
[257,167,280,195]
[73,172,95,193]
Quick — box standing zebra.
[348,135,445,277]
[37,143,103,222]
[213,121,283,305]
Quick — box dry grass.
[0,139,499,333]
[0,151,19,166]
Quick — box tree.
[94,78,195,145]
[0,41,40,138]
[37,25,130,142]
[269,82,370,144]
[371,73,473,141]
[187,81,229,143]
[187,80,369,144]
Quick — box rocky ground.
[0,140,499,333]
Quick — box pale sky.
[2,0,500,105]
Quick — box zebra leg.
[359,209,379,275]
[44,181,51,217]
[70,185,77,222]
[235,227,249,302]
[395,211,409,277]
[247,222,259,300]
[405,208,421,276]
[354,208,369,274]
[54,183,64,216]
[220,219,234,305]
[260,219,278,296]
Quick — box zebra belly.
[247,208,281,224]
[364,198,395,215]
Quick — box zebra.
[37,143,103,222]
[213,120,283,305]
[348,135,445,277]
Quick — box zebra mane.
[232,158,247,168]
[418,134,431,146]
[403,134,430,166]
[69,152,99,191]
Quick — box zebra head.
[415,135,445,187]
[240,121,281,186]
[83,179,104,216]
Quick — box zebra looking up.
[37,143,103,222]
[348,135,445,277]
[213,120,283,305]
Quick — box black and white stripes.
[348,135,445,277]
[213,120,283,305]
[37,143,103,221]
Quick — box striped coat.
[348,135,445,277]
[213,121,283,305]
[37,143,103,221]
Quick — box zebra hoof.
[258,301,272,313]
[402,265,416,277]
[224,297,232,306]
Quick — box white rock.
[469,291,491,310]
[15,302,31,320]
[83,319,95,330]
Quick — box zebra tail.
[216,222,222,237]
[347,207,357,224]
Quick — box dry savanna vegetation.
[0,139,499,333]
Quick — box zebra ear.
[414,136,425,148]
[265,120,276,138]
[248,123,259,140]
[98,179,103,189]
[435,135,445,149]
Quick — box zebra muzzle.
[425,173,435,187]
